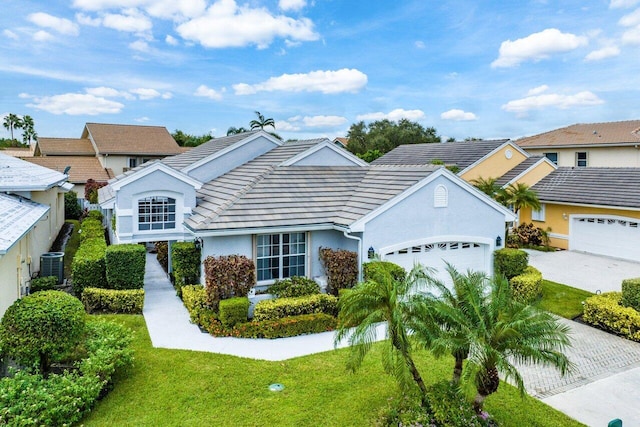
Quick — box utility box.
[40,252,64,284]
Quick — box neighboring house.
[332,137,348,148]
[0,145,35,157]
[515,120,640,167]
[99,131,515,287]
[0,153,71,317]
[25,156,114,198]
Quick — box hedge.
[79,218,104,243]
[363,261,406,282]
[171,242,201,297]
[71,237,107,295]
[268,276,320,298]
[253,294,338,321]
[30,276,58,293]
[509,266,543,303]
[494,248,528,279]
[182,285,217,326]
[219,297,249,328]
[85,209,104,223]
[621,278,640,312]
[105,244,146,290]
[82,287,144,314]
[319,247,358,295]
[583,292,640,342]
[209,313,337,339]
[204,254,255,310]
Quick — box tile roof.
[0,153,68,191]
[516,120,640,148]
[0,146,35,157]
[36,138,95,156]
[25,156,113,184]
[83,123,183,156]
[532,167,640,209]
[495,156,545,187]
[372,140,510,169]
[0,193,49,254]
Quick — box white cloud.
[102,9,152,33]
[130,88,161,99]
[415,40,425,49]
[585,45,620,60]
[3,30,18,40]
[279,0,306,11]
[194,84,224,100]
[527,85,550,96]
[165,35,179,45]
[25,93,124,115]
[33,30,54,42]
[502,90,604,115]
[161,92,172,99]
[440,109,477,121]
[275,120,301,131]
[75,13,102,26]
[129,40,150,51]
[619,8,640,25]
[491,28,588,68]
[233,68,367,95]
[176,0,318,49]
[610,0,640,8]
[86,86,135,100]
[28,12,79,36]
[622,26,640,44]
[301,115,347,127]
[135,116,151,122]
[356,108,426,122]
[72,0,206,19]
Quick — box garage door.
[571,216,640,261]
[382,241,489,287]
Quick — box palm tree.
[249,111,275,131]
[470,177,499,198]
[226,126,249,135]
[21,115,37,145]
[500,182,541,215]
[335,264,430,407]
[3,113,23,141]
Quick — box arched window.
[434,185,448,208]
[138,196,176,230]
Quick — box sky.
[1,0,640,142]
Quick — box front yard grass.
[536,280,593,319]
[82,315,584,427]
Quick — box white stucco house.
[99,131,515,287]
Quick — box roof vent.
[593,130,597,135]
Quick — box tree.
[345,119,441,157]
[498,182,541,216]
[21,115,37,145]
[249,111,275,131]
[470,176,499,197]
[335,263,431,407]
[226,126,249,135]
[3,113,23,141]
[171,129,213,147]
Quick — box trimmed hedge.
[82,287,144,314]
[219,297,250,328]
[363,261,406,282]
[155,241,168,271]
[583,292,640,342]
[209,313,337,339]
[85,210,104,222]
[268,276,320,298]
[509,266,543,303]
[182,285,217,326]
[30,276,58,293]
[204,254,255,310]
[253,293,338,321]
[79,218,104,243]
[319,247,358,295]
[171,242,201,297]
[622,278,640,312]
[494,248,528,279]
[71,237,107,295]
[105,244,146,290]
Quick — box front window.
[544,152,558,165]
[138,196,176,230]
[256,232,306,281]
[128,158,138,168]
[531,204,546,222]
[576,152,588,167]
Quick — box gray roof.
[0,153,68,191]
[495,156,545,187]
[0,193,49,254]
[372,140,510,169]
[532,167,640,209]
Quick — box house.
[0,153,70,317]
[99,131,515,287]
[515,120,640,167]
[332,137,348,148]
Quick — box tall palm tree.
[470,176,499,198]
[21,115,37,145]
[335,264,430,407]
[249,111,275,131]
[500,182,541,215]
[3,113,23,141]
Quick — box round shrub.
[363,261,407,283]
[509,266,543,303]
[494,248,528,279]
[269,276,320,298]
[0,290,86,373]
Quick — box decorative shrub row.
[209,313,337,339]
[268,276,320,298]
[621,278,640,312]
[253,293,338,321]
[583,292,640,341]
[363,261,406,282]
[85,209,104,223]
[81,287,145,314]
[71,237,107,295]
[494,248,528,279]
[105,244,146,290]
[182,285,217,326]
[30,276,58,293]
[171,242,201,297]
[509,266,543,304]
[204,254,255,310]
[79,218,104,242]
[319,247,358,295]
[219,297,250,328]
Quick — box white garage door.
[383,241,489,286]
[571,216,640,261]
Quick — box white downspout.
[342,229,363,282]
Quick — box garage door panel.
[571,217,640,261]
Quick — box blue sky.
[1,0,639,142]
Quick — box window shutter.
[434,185,448,208]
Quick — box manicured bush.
[204,254,255,310]
[82,287,145,314]
[172,242,201,297]
[427,381,486,426]
[209,313,337,339]
[509,266,543,303]
[64,191,82,220]
[494,248,528,279]
[155,241,169,271]
[30,276,58,293]
[219,297,250,328]
[253,293,338,321]
[268,276,320,298]
[621,278,640,312]
[319,247,358,295]
[85,209,104,222]
[583,292,640,342]
[363,260,406,282]
[512,222,547,247]
[84,178,107,204]
[79,218,104,242]
[105,244,146,290]
[182,285,217,326]
[71,237,107,295]
[0,290,86,374]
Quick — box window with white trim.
[576,152,588,167]
[256,232,306,281]
[544,152,558,165]
[138,196,176,230]
[434,185,448,207]
[531,204,546,222]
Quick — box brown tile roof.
[0,146,35,157]
[516,120,640,148]
[83,123,183,156]
[25,156,113,184]
[333,137,349,146]
[36,138,95,156]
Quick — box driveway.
[525,249,640,293]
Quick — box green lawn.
[536,280,594,319]
[82,315,584,427]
